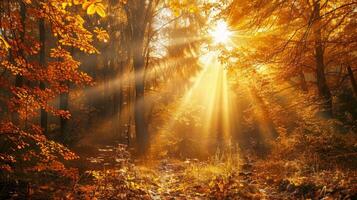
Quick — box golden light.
[210,20,232,44]
[148,48,238,158]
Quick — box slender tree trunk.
[133,22,149,154]
[15,1,26,87]
[39,19,48,134]
[112,92,120,136]
[60,84,69,138]
[107,2,121,138]
[60,46,73,140]
[133,47,148,155]
[13,2,26,126]
[102,55,110,117]
[126,0,153,155]
[347,65,357,97]
[117,61,125,139]
[313,1,333,117]
[112,57,122,138]
[299,67,308,92]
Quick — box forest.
[0,0,356,199]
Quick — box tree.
[226,0,356,117]
[0,0,106,190]
[39,18,47,135]
[124,0,159,155]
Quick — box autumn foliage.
[0,0,356,199]
[0,0,107,195]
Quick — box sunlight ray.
[73,56,195,103]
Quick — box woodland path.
[75,143,355,199]
[77,143,273,199]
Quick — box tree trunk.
[347,65,357,97]
[60,85,69,139]
[111,57,122,138]
[133,47,148,155]
[15,1,26,88]
[126,0,154,155]
[313,1,333,117]
[299,67,308,92]
[39,19,48,134]
[118,61,125,138]
[60,47,73,140]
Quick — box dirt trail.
[74,144,356,199]
[77,144,266,199]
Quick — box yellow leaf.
[76,15,85,25]
[173,9,180,17]
[62,3,68,9]
[73,0,82,5]
[189,5,197,13]
[96,6,106,17]
[87,4,96,15]
[82,1,91,10]
[96,2,105,10]
[0,36,10,50]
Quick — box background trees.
[226,0,357,118]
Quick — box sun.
[210,20,232,44]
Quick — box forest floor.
[71,143,357,200]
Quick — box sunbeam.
[149,49,237,158]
